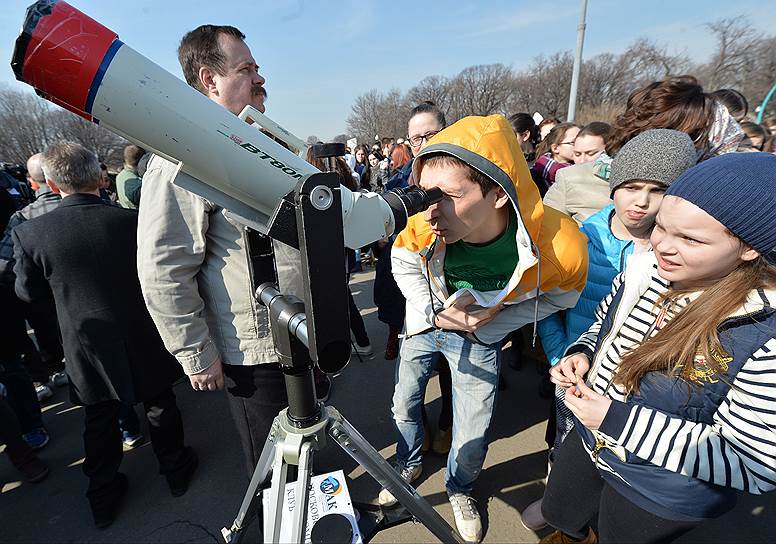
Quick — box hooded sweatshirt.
[391,115,588,344]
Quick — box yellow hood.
[396,114,588,303]
[412,114,543,245]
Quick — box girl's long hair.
[615,254,776,394]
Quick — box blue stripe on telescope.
[84,39,124,119]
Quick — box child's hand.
[550,353,590,389]
[564,380,612,431]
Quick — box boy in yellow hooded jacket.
[382,115,588,543]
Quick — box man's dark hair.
[711,88,748,120]
[410,101,447,129]
[178,25,246,93]
[420,154,497,197]
[578,121,613,144]
[123,144,146,167]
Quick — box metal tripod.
[221,158,459,543]
[221,382,463,543]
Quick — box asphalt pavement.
[2,270,774,543]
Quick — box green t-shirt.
[444,209,519,293]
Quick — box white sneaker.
[35,384,53,402]
[48,371,68,387]
[377,463,422,507]
[449,492,482,543]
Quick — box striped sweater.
[565,252,776,520]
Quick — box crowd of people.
[1,21,776,544]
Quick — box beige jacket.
[542,162,612,225]
[137,155,302,375]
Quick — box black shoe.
[168,447,199,497]
[91,473,128,529]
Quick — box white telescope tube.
[12,0,399,247]
[91,44,318,229]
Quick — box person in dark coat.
[12,142,197,528]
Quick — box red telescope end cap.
[11,0,118,119]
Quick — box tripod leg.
[265,446,289,544]
[289,442,313,544]
[329,416,464,544]
[222,427,279,542]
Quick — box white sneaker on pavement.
[35,384,53,402]
[377,463,422,507]
[448,492,482,543]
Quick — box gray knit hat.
[609,129,697,195]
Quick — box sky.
[1,0,775,141]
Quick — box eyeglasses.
[408,130,441,147]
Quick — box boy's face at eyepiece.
[420,163,506,245]
[612,180,666,233]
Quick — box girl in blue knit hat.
[538,152,776,544]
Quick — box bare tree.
[0,86,126,168]
[347,88,410,143]
[699,18,763,90]
[744,35,776,116]
[51,111,126,166]
[376,89,411,139]
[626,38,690,83]
[305,135,320,145]
[576,40,689,113]
[449,64,514,120]
[0,88,57,164]
[346,15,776,142]
[515,52,574,118]
[406,75,453,117]
[347,89,383,143]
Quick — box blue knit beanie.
[665,152,776,256]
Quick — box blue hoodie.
[537,204,634,364]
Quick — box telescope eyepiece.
[380,185,444,236]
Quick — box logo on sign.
[319,476,342,496]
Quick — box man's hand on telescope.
[433,293,501,333]
[189,357,225,391]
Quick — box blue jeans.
[391,329,501,494]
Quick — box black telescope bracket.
[228,171,463,544]
[256,171,351,428]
